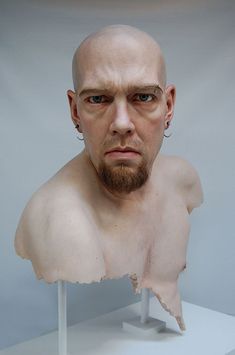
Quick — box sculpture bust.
[15,24,203,331]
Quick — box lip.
[105,146,140,154]
[105,147,141,159]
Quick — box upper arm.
[169,156,204,214]
[15,188,46,259]
[184,162,203,213]
[15,183,106,283]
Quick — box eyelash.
[86,94,157,104]
[87,96,111,104]
[133,94,156,102]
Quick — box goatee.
[98,161,149,194]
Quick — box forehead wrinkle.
[78,83,163,98]
[72,25,167,92]
[78,75,163,94]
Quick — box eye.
[87,95,108,104]
[133,94,155,102]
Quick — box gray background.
[1,0,234,349]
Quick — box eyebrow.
[78,84,163,98]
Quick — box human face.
[68,38,175,193]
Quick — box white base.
[1,300,235,355]
[122,317,166,336]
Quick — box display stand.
[58,281,67,355]
[141,288,150,323]
[122,288,166,336]
[57,282,166,355]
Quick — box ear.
[164,84,176,127]
[67,89,82,132]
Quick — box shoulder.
[15,156,105,282]
[15,155,90,257]
[158,154,201,184]
[157,154,204,213]
[17,157,80,221]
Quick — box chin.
[98,160,149,194]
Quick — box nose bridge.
[111,96,134,134]
[115,98,129,121]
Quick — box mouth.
[105,147,141,160]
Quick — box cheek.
[138,116,165,161]
[135,104,166,133]
[83,125,102,149]
[79,106,113,147]
[139,114,165,143]
[81,120,108,163]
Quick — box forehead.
[76,34,163,92]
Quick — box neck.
[100,176,153,204]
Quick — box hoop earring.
[164,121,172,138]
[164,132,172,138]
[75,124,84,141]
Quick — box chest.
[92,192,190,278]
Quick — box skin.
[68,25,174,200]
[15,25,203,332]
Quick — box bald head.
[72,25,166,92]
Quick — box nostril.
[112,128,133,136]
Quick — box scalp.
[72,25,166,91]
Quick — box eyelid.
[130,93,156,101]
[86,95,113,104]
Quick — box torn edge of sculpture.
[14,154,203,332]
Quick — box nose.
[109,101,135,136]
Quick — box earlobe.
[67,89,82,131]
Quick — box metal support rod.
[140,288,150,323]
[58,280,67,355]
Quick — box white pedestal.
[58,281,67,355]
[122,288,166,336]
[122,316,166,336]
[1,300,235,355]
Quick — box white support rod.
[58,280,67,355]
[140,288,150,324]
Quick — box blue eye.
[88,96,105,104]
[134,94,155,102]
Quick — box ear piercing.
[164,121,172,138]
[75,124,84,141]
[165,121,170,129]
